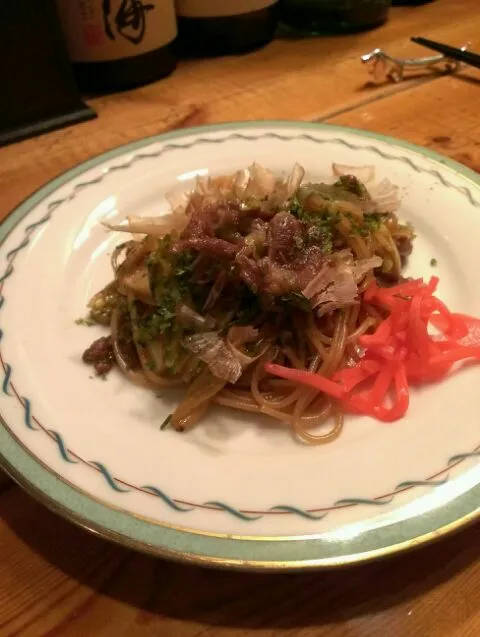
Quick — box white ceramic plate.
[1,122,479,570]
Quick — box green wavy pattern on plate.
[0,131,479,522]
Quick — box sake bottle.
[55,0,177,93]
[280,0,391,34]
[175,0,280,57]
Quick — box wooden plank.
[325,69,480,173]
[1,0,479,217]
[1,487,480,636]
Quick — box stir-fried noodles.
[82,162,414,444]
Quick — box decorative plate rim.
[1,120,479,570]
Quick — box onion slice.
[176,304,215,331]
[368,178,400,213]
[103,212,188,237]
[183,332,243,383]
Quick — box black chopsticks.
[411,37,480,71]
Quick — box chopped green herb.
[289,195,304,217]
[303,212,336,253]
[160,414,172,430]
[281,291,312,312]
[345,213,382,237]
[141,239,193,334]
[430,258,438,267]
[175,249,197,278]
[87,282,120,325]
[334,175,369,198]
[362,214,382,233]
[129,236,198,374]
[233,285,263,325]
[75,316,96,327]
[134,303,173,345]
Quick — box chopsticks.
[411,37,480,71]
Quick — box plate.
[1,122,479,571]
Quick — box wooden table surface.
[1,1,480,635]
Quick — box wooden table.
[1,1,480,634]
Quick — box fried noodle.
[82,162,414,444]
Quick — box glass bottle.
[280,0,392,34]
[175,1,280,57]
[55,0,177,94]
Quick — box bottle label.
[176,0,277,18]
[56,0,177,62]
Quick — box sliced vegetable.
[183,332,243,383]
